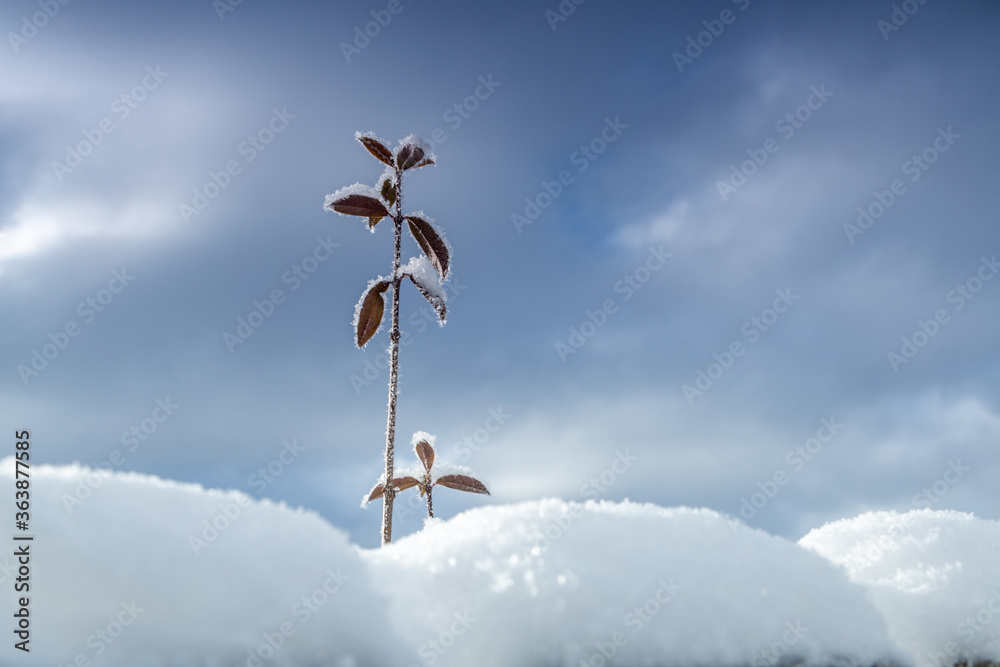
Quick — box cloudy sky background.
[2,0,998,548]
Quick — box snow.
[369,499,899,667]
[396,134,436,164]
[323,182,383,215]
[1,460,409,667]
[355,130,390,147]
[2,458,997,667]
[397,255,447,323]
[800,509,1000,666]
[392,432,488,485]
[411,430,435,445]
[406,209,453,275]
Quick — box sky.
[1,0,998,549]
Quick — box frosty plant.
[325,132,450,546]
[364,433,489,519]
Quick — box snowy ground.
[2,459,998,667]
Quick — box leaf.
[368,216,383,231]
[396,144,425,171]
[404,274,446,323]
[358,135,394,166]
[414,440,435,472]
[381,178,397,208]
[392,476,421,492]
[406,216,450,279]
[412,158,435,169]
[327,194,389,218]
[356,280,389,348]
[435,474,490,495]
[366,483,385,503]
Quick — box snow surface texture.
[801,510,1000,667]
[397,255,447,303]
[1,459,997,667]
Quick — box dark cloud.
[2,0,998,548]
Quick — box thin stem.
[426,483,434,518]
[380,166,404,546]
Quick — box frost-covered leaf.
[355,132,394,166]
[392,476,421,492]
[365,483,385,504]
[435,474,490,495]
[414,440,435,472]
[328,194,389,219]
[325,184,388,220]
[354,279,390,348]
[398,256,446,323]
[396,144,425,171]
[368,216,383,231]
[406,215,450,280]
[411,157,435,169]
[381,178,397,208]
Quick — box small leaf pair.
[358,133,434,171]
[364,434,489,519]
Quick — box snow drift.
[801,509,1000,667]
[1,458,998,667]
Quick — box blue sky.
[2,0,998,548]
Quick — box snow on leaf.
[397,256,447,324]
[414,440,435,473]
[329,194,389,219]
[410,430,437,450]
[405,214,450,280]
[324,183,389,221]
[434,474,490,495]
[396,144,424,171]
[395,135,435,171]
[353,279,390,348]
[355,131,394,167]
[363,482,385,506]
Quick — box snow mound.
[0,458,411,667]
[801,509,1000,667]
[0,459,925,667]
[369,499,900,667]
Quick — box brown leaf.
[404,274,446,323]
[358,135,394,166]
[356,280,389,348]
[368,216,383,230]
[412,158,435,169]
[328,194,389,218]
[396,144,425,171]
[406,216,450,279]
[434,474,490,495]
[366,483,385,503]
[414,440,435,472]
[392,476,421,492]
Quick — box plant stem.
[381,167,404,547]
[426,483,434,518]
